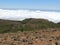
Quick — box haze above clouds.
[0,9,60,23]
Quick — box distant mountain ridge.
[1,8,60,12]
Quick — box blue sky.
[0,0,60,10]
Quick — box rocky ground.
[0,28,60,45]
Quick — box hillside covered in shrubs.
[0,18,60,33]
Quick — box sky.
[0,0,60,10]
[0,0,60,23]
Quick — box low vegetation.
[0,18,60,33]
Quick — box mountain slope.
[0,18,60,33]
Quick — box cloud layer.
[0,9,60,23]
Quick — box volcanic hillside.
[0,18,60,33]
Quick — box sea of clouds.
[0,9,60,23]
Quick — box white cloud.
[0,9,60,23]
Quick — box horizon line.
[0,8,60,12]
